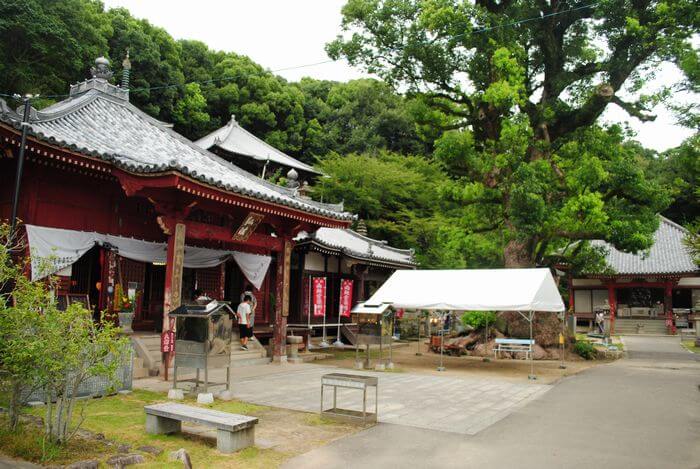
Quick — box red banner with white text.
[313,277,326,317]
[339,279,354,318]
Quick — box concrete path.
[285,336,700,469]
[229,366,551,435]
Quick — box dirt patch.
[319,342,603,385]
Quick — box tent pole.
[415,311,422,356]
[528,310,536,380]
[437,311,446,371]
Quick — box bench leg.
[146,414,181,434]
[217,426,255,453]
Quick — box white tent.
[363,268,565,378]
[364,268,564,312]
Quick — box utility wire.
[0,2,599,102]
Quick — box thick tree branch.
[611,96,657,122]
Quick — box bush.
[573,341,597,360]
[460,311,497,330]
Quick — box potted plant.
[115,284,135,334]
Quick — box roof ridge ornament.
[91,56,113,80]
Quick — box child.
[237,294,253,350]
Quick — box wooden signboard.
[170,222,186,310]
[232,213,264,242]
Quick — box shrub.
[573,340,597,360]
[460,311,497,330]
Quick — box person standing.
[237,295,253,350]
[240,284,258,333]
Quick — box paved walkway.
[285,336,700,469]
[228,366,550,435]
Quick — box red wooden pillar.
[161,222,186,379]
[272,238,293,363]
[568,274,575,312]
[664,281,674,334]
[607,283,617,335]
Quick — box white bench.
[494,338,535,359]
[144,403,258,453]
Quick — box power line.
[0,3,599,102]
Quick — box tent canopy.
[364,268,565,312]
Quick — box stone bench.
[144,403,258,453]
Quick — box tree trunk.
[504,238,535,268]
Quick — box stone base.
[217,426,255,453]
[197,393,214,404]
[272,355,288,364]
[287,356,304,364]
[353,361,364,370]
[386,362,395,370]
[167,389,184,400]
[146,414,181,434]
[695,337,700,347]
[216,390,234,401]
[374,363,386,371]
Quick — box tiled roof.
[195,116,321,175]
[590,217,698,275]
[298,228,416,267]
[0,80,350,222]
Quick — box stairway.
[614,318,669,335]
[230,336,270,366]
[131,334,162,376]
[131,334,270,379]
[341,324,358,345]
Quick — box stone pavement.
[228,366,551,435]
[285,336,700,469]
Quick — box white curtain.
[26,225,99,281]
[232,251,273,290]
[25,225,272,288]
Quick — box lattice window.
[197,267,222,300]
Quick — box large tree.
[327,0,697,267]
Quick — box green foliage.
[573,341,597,360]
[649,134,699,224]
[314,152,465,267]
[460,311,497,330]
[0,223,130,444]
[328,0,695,267]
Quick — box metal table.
[320,373,378,424]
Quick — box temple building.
[195,115,321,183]
[569,217,699,334]
[198,115,417,345]
[0,57,354,370]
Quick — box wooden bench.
[144,403,258,453]
[494,338,535,359]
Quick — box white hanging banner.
[26,225,99,281]
[25,225,272,286]
[231,251,272,290]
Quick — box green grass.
[9,389,288,468]
[681,340,700,354]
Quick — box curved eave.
[297,239,417,269]
[0,123,353,228]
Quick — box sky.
[102,0,695,152]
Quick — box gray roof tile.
[591,217,698,275]
[298,228,416,267]
[0,84,351,221]
[195,116,321,175]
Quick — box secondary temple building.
[569,217,699,334]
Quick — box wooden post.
[272,238,292,363]
[355,265,367,302]
[664,281,674,335]
[162,222,186,379]
[607,283,616,335]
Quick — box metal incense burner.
[351,302,395,370]
[170,301,235,393]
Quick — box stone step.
[230,350,266,360]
